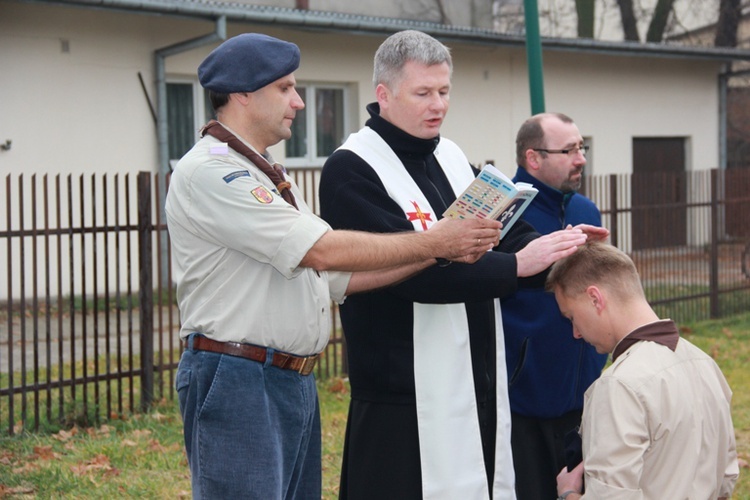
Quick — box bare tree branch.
[715,0,741,47]
[617,0,641,41]
[576,0,596,38]
[431,0,452,24]
[646,0,676,42]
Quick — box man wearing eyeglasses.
[501,112,608,500]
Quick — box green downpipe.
[524,0,545,114]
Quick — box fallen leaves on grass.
[86,424,113,437]
[0,451,13,466]
[31,445,59,461]
[52,427,78,442]
[12,461,39,475]
[148,439,168,454]
[327,377,348,395]
[150,412,168,422]
[4,445,60,475]
[0,484,35,496]
[70,454,120,478]
[132,429,152,439]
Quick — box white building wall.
[0,1,723,178]
[540,51,720,176]
[0,1,728,300]
[295,34,721,178]
[2,2,159,177]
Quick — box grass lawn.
[1,313,749,498]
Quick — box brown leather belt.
[185,335,319,376]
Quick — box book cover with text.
[444,165,538,237]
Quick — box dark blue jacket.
[501,166,608,418]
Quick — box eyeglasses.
[534,145,589,157]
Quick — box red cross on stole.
[406,200,433,231]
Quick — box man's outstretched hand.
[516,228,588,277]
[569,223,609,242]
[515,224,610,277]
[430,217,502,264]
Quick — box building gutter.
[18,0,750,62]
[153,15,225,284]
[155,15,226,176]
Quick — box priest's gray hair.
[373,30,453,90]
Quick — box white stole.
[339,127,515,500]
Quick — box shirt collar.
[612,319,680,362]
[365,102,440,158]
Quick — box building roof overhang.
[16,0,750,62]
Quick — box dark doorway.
[631,138,687,249]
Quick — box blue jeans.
[176,338,321,499]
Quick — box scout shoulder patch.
[251,186,274,204]
[210,142,229,155]
[223,170,250,183]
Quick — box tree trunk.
[434,0,452,25]
[645,0,676,42]
[617,0,640,41]
[576,0,596,38]
[715,0,741,47]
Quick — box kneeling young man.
[548,242,738,500]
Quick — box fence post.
[137,172,154,410]
[710,169,720,319]
[608,174,619,247]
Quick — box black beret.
[198,33,300,93]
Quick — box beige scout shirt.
[165,130,351,355]
[580,325,738,499]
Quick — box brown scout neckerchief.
[201,120,299,210]
[611,319,679,362]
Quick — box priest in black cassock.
[319,30,606,500]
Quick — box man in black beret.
[198,33,301,94]
[165,33,505,499]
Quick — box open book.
[443,164,538,238]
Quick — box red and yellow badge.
[251,186,274,204]
[406,200,433,231]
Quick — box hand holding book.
[443,164,538,238]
